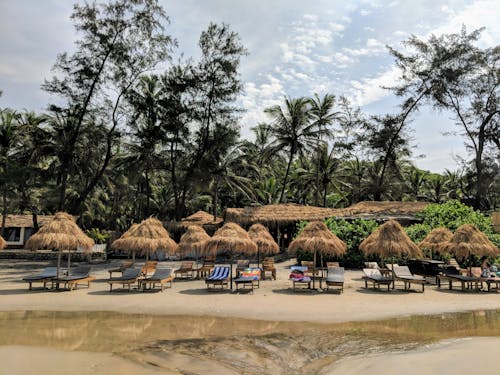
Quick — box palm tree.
[265,96,317,203]
[308,93,338,205]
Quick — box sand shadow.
[271,288,321,295]
[355,287,410,295]
[179,288,233,295]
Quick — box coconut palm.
[265,96,318,203]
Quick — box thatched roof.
[288,221,347,256]
[0,235,6,249]
[248,224,279,255]
[112,218,178,256]
[0,214,76,228]
[25,212,94,251]
[418,227,453,253]
[167,211,223,232]
[178,225,210,256]
[202,222,258,257]
[439,224,499,258]
[360,220,422,258]
[225,204,338,228]
[224,201,430,228]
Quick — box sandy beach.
[1,259,500,374]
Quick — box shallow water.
[1,310,499,374]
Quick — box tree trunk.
[279,149,295,203]
[1,189,7,237]
[212,178,219,222]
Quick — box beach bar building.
[0,215,66,249]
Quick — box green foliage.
[404,223,432,243]
[86,228,111,244]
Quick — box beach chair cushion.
[57,266,91,282]
[146,268,173,281]
[236,268,261,281]
[23,267,58,281]
[110,268,142,281]
[393,266,425,281]
[363,268,392,282]
[206,267,230,281]
[289,266,311,282]
[326,267,345,283]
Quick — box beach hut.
[111,218,177,263]
[166,211,223,239]
[288,221,347,289]
[0,235,6,249]
[25,212,94,278]
[438,224,499,274]
[248,224,279,268]
[360,220,422,263]
[111,223,139,261]
[418,227,453,258]
[202,222,258,289]
[178,225,210,259]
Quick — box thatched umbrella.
[25,212,94,278]
[288,221,347,289]
[0,235,6,250]
[202,222,258,289]
[248,224,279,268]
[111,223,139,261]
[418,227,453,258]
[111,218,177,263]
[439,224,499,274]
[360,220,422,262]
[178,225,210,260]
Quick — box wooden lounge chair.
[108,260,134,278]
[324,267,344,293]
[140,268,174,291]
[234,268,261,292]
[23,267,59,290]
[326,262,340,268]
[289,266,311,291]
[393,266,426,292]
[205,266,231,290]
[236,260,251,276]
[197,257,215,279]
[301,261,319,277]
[141,261,158,277]
[447,258,467,275]
[262,257,276,280]
[174,261,195,279]
[469,267,500,292]
[362,268,393,291]
[108,268,142,292]
[364,262,380,269]
[54,266,94,291]
[437,267,482,291]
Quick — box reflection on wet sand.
[0,309,499,375]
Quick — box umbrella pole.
[57,250,62,279]
[257,249,260,270]
[313,250,317,290]
[230,258,233,290]
[67,251,71,272]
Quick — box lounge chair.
[197,257,215,279]
[23,267,59,290]
[54,266,94,291]
[141,261,158,277]
[234,268,261,292]
[324,267,344,293]
[469,267,500,292]
[108,260,134,278]
[326,262,340,268]
[437,267,482,291]
[393,266,426,292]
[140,268,174,291]
[108,268,142,292]
[301,261,320,277]
[262,257,276,280]
[205,266,231,290]
[289,266,311,291]
[236,260,251,276]
[364,262,380,269]
[446,258,467,275]
[174,261,195,279]
[362,268,393,291]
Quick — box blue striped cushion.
[207,267,230,281]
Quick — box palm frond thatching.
[25,212,94,251]
[0,235,6,250]
[202,222,257,257]
[166,211,223,233]
[336,201,430,216]
[418,227,453,253]
[178,225,210,256]
[0,214,76,228]
[288,221,346,256]
[359,220,421,258]
[111,218,177,256]
[439,224,499,259]
[248,224,279,255]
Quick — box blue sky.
[1,0,499,172]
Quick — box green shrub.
[86,228,111,244]
[404,223,432,243]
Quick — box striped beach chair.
[205,266,231,290]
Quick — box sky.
[1,0,499,173]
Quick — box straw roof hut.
[248,224,279,255]
[178,225,210,257]
[418,227,453,254]
[359,220,422,258]
[0,235,6,250]
[111,218,177,257]
[288,221,346,256]
[438,224,499,259]
[202,222,257,257]
[25,212,94,252]
[166,211,223,237]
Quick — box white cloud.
[328,22,346,32]
[360,9,371,16]
[348,66,400,106]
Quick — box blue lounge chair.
[140,268,174,291]
[362,268,393,291]
[23,267,59,290]
[205,266,231,290]
[108,268,142,292]
[54,266,94,291]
